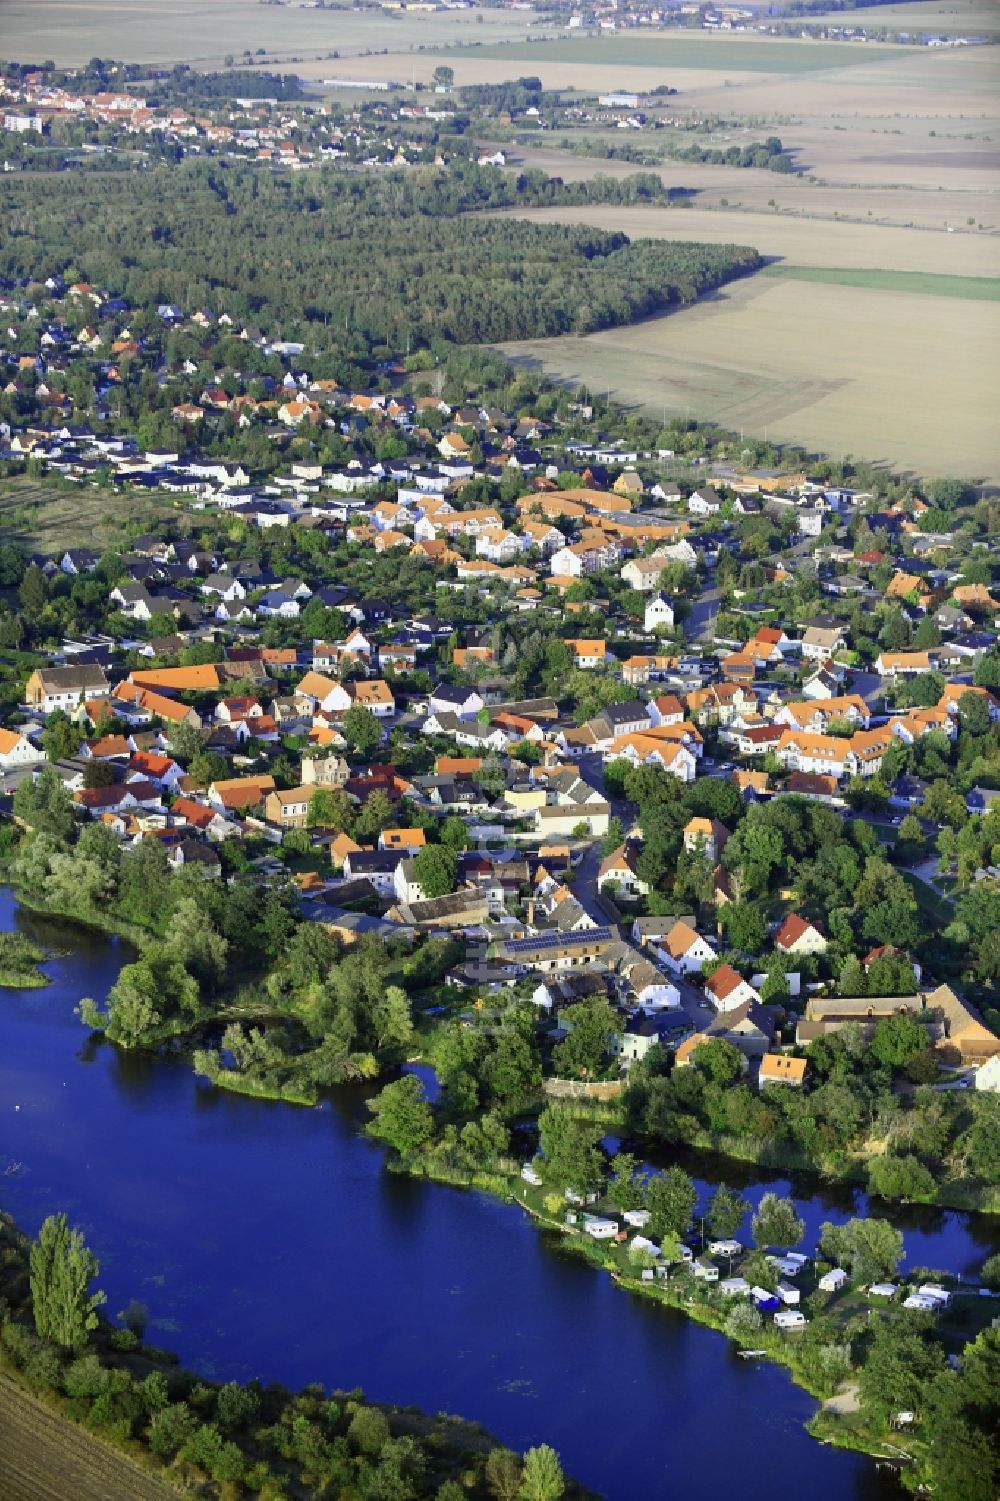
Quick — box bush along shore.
[0,929,49,988]
[4,809,469,1105]
[368,1077,1000,1501]
[0,1209,588,1501]
[7,828,998,1212]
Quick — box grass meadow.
[0,479,178,555]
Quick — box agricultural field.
[0,1376,174,1501]
[478,29,1000,478]
[0,0,541,69]
[499,143,998,235]
[804,0,1000,35]
[760,264,1000,298]
[0,479,179,556]
[287,26,1000,124]
[495,271,1000,480]
[490,198,999,282]
[452,34,910,73]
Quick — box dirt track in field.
[0,1374,177,1501]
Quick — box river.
[1,890,995,1501]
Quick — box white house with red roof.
[774,913,827,957]
[705,963,761,1013]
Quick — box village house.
[661,921,716,976]
[875,650,932,678]
[705,964,761,1014]
[497,927,617,974]
[264,786,312,829]
[597,843,649,900]
[208,775,276,814]
[683,817,729,864]
[563,638,607,670]
[25,665,110,714]
[621,555,669,592]
[775,731,854,781]
[774,913,827,957]
[643,594,675,633]
[759,1054,808,1089]
[301,753,349,788]
[687,487,723,516]
[0,728,45,772]
[801,622,846,661]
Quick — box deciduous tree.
[751,1192,804,1251]
[30,1213,105,1351]
[645,1166,696,1240]
[367,1074,433,1156]
[520,1445,564,1501]
[818,1217,903,1283]
[412,843,457,899]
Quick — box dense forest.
[0,160,760,348]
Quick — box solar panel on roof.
[503,927,614,955]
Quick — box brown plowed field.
[0,1375,177,1501]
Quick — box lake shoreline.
[10,886,996,1217]
[6,886,993,1501]
[396,1151,930,1488]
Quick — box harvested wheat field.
[489,201,1000,277]
[497,146,999,234]
[804,0,1000,35]
[496,273,1000,480]
[0,0,541,68]
[0,1375,175,1501]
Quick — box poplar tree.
[30,1214,105,1351]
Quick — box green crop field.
[762,265,1000,300]
[453,35,909,74]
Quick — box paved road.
[687,581,722,643]
[568,837,610,926]
[564,764,720,1034]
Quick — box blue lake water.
[1,890,994,1500]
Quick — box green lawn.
[762,265,1000,302]
[0,478,179,556]
[453,36,909,73]
[900,869,955,926]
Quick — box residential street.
[687,577,722,642]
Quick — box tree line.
[0,158,760,351]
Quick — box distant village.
[0,66,471,172]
